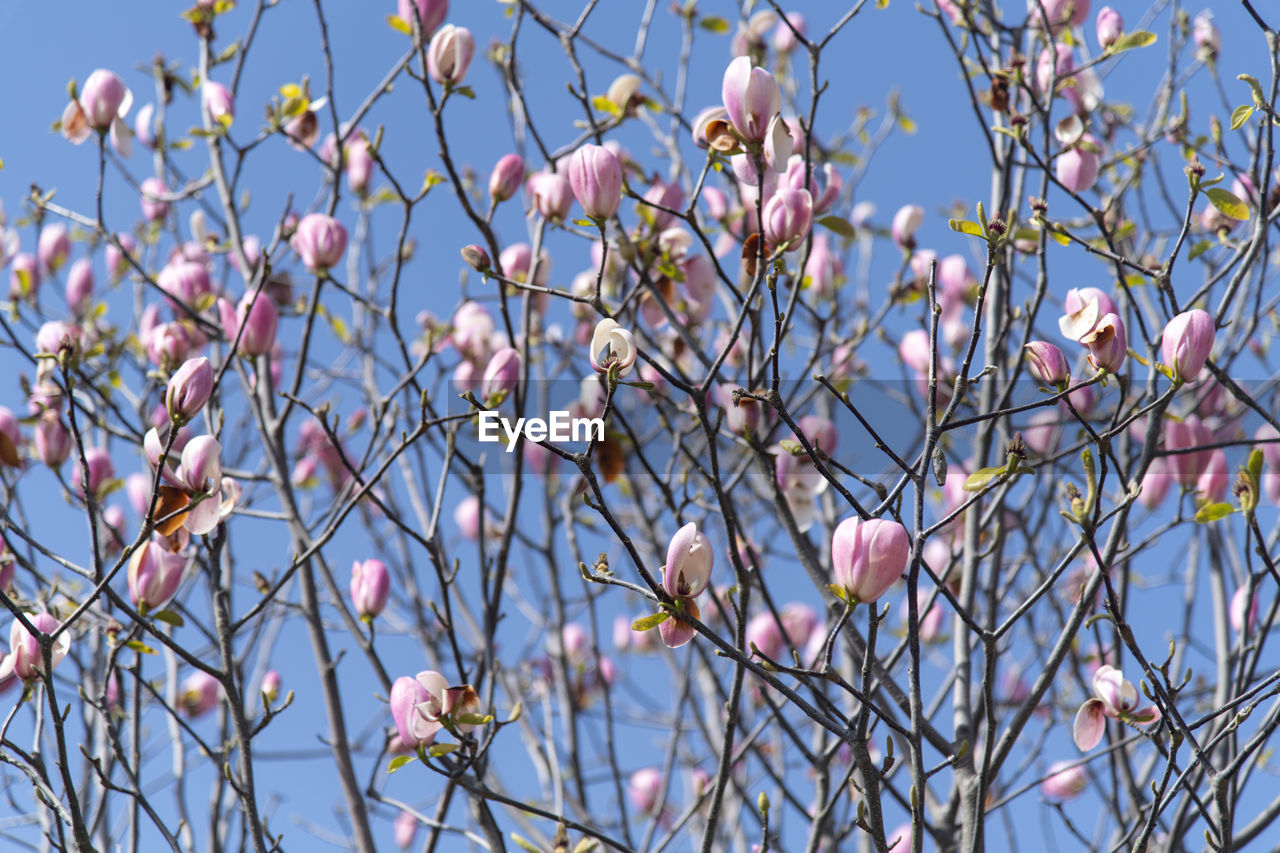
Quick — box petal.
[110,117,133,159]
[1073,699,1107,751]
[658,598,700,648]
[1058,299,1101,342]
[183,492,222,535]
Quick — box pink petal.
[1073,698,1107,751]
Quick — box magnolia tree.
[2,0,1280,850]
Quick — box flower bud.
[218,293,279,357]
[454,495,482,540]
[291,213,347,271]
[891,204,924,250]
[721,56,781,143]
[261,670,281,703]
[663,522,713,599]
[568,144,623,220]
[8,253,40,300]
[398,0,448,38]
[351,558,391,621]
[1081,312,1125,372]
[763,188,813,250]
[1056,136,1100,193]
[527,171,573,220]
[1196,449,1229,503]
[38,224,70,275]
[1165,415,1213,486]
[480,347,521,404]
[1138,457,1172,508]
[345,137,374,195]
[1193,11,1219,61]
[166,357,214,424]
[394,811,419,850]
[1230,585,1259,634]
[772,12,806,52]
[34,412,72,468]
[1024,341,1070,386]
[202,81,234,126]
[73,446,114,498]
[65,258,94,313]
[627,768,663,814]
[80,69,128,131]
[1095,6,1123,49]
[1041,761,1088,801]
[140,177,170,222]
[179,671,221,718]
[1161,309,1214,384]
[128,538,186,613]
[832,516,909,604]
[488,154,525,202]
[427,24,474,85]
[460,244,490,271]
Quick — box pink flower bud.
[527,171,573,220]
[166,357,214,423]
[772,12,806,52]
[891,204,924,249]
[1095,6,1123,48]
[389,670,449,747]
[1161,309,1214,384]
[261,670,281,703]
[134,103,156,148]
[832,516,909,604]
[1081,312,1125,372]
[1024,341,1071,386]
[763,188,813,250]
[641,178,684,230]
[351,559,391,621]
[1196,449,1229,503]
[180,671,221,718]
[1193,11,1219,59]
[345,138,374,195]
[568,144,623,220]
[9,253,40,300]
[128,538,186,613]
[80,69,128,131]
[0,613,70,682]
[140,177,170,222]
[1056,135,1101,193]
[627,767,663,814]
[1231,585,1259,634]
[1165,415,1213,486]
[291,213,347,271]
[480,347,521,404]
[745,611,784,660]
[34,412,71,468]
[451,302,494,360]
[721,56,781,143]
[664,522,713,599]
[202,81,234,126]
[1028,0,1090,31]
[489,154,525,202]
[1041,761,1088,800]
[65,258,94,313]
[219,293,279,357]
[1138,457,1172,509]
[398,0,448,38]
[73,446,115,498]
[35,321,84,357]
[38,224,70,275]
[427,24,474,85]
[454,495,482,540]
[394,811,419,850]
[105,234,136,282]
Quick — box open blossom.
[663,523,713,599]
[832,516,910,604]
[62,69,132,148]
[775,448,829,534]
[1073,665,1161,750]
[721,57,780,143]
[390,670,481,748]
[351,559,391,621]
[0,613,70,682]
[1081,312,1125,373]
[589,318,637,377]
[149,432,238,535]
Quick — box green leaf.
[152,609,185,627]
[817,215,857,239]
[631,611,670,631]
[963,466,1005,492]
[125,640,157,655]
[455,713,493,726]
[1205,187,1249,221]
[1110,31,1157,53]
[571,218,596,228]
[826,583,849,603]
[387,755,417,774]
[1230,105,1255,131]
[778,439,806,455]
[897,115,917,134]
[427,742,459,758]
[1187,240,1212,260]
[1195,502,1236,523]
[699,16,730,33]
[511,835,545,853]
[387,14,412,35]
[451,85,476,100]
[1238,74,1266,107]
[948,219,984,237]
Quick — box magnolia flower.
[351,559,391,621]
[589,318,637,377]
[62,69,134,156]
[774,447,829,533]
[1041,761,1088,800]
[832,516,910,604]
[390,671,483,749]
[1073,665,1161,750]
[1081,312,1126,373]
[663,522,713,599]
[147,431,239,535]
[180,671,221,718]
[0,613,70,682]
